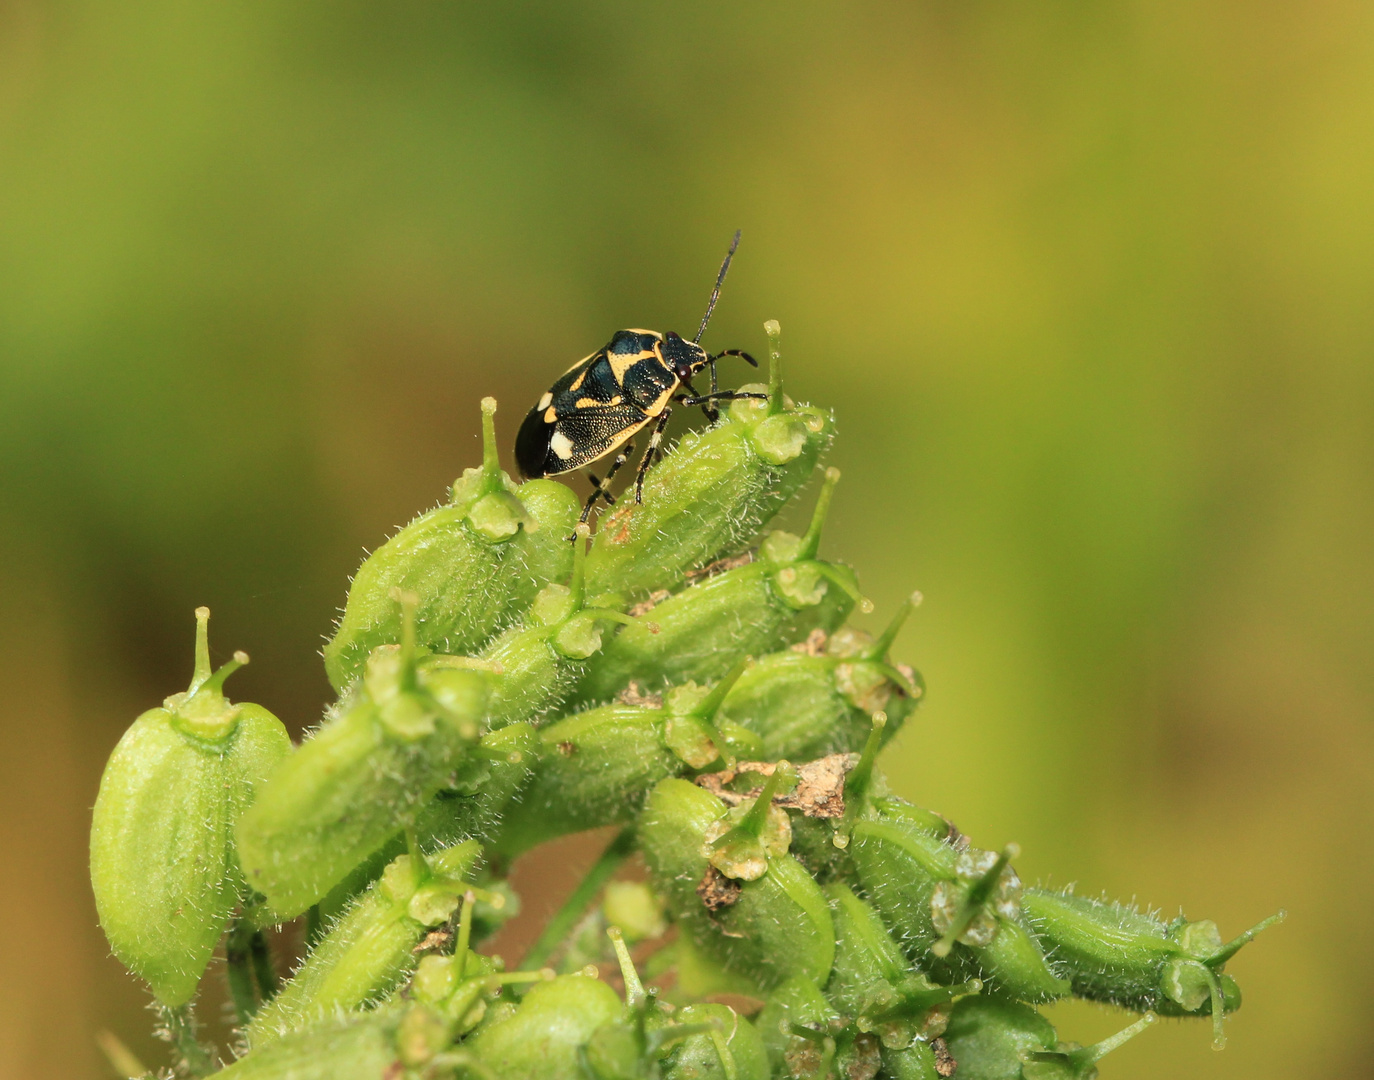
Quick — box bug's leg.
[679,377,720,423]
[577,474,609,528]
[677,390,769,407]
[573,444,633,532]
[634,410,672,503]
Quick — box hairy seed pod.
[493,661,758,856]
[942,997,1157,1080]
[466,974,623,1080]
[216,941,516,1080]
[90,609,291,1006]
[414,721,537,849]
[825,883,980,1056]
[849,811,1069,1002]
[306,722,535,930]
[325,398,580,692]
[245,840,481,1046]
[237,598,490,918]
[212,1011,401,1080]
[576,929,767,1080]
[661,1003,770,1080]
[585,320,833,602]
[640,775,834,990]
[476,524,640,728]
[756,976,906,1080]
[777,712,890,880]
[1020,889,1278,1048]
[722,591,924,759]
[576,467,863,706]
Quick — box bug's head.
[660,331,710,381]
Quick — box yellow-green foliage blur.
[1,4,1370,1078]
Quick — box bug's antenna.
[694,229,741,344]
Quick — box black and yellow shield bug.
[515,231,765,524]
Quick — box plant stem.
[225,920,259,1026]
[250,928,279,1002]
[519,827,635,972]
[156,1004,215,1079]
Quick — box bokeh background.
[2,2,1372,1077]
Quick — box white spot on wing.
[538,392,553,410]
[550,431,575,460]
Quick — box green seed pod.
[325,398,580,692]
[576,928,763,1080]
[849,810,1069,1002]
[942,997,1157,1080]
[90,609,291,1006]
[576,467,864,706]
[466,974,624,1080]
[245,840,482,1046]
[414,721,537,849]
[477,523,640,728]
[722,592,924,759]
[237,598,490,918]
[306,723,533,933]
[756,976,904,1080]
[661,1004,770,1080]
[1020,889,1279,1047]
[212,1011,401,1080]
[825,883,980,1055]
[493,661,758,856]
[217,917,524,1080]
[778,713,891,880]
[585,320,833,601]
[639,775,834,991]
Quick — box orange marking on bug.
[609,350,652,383]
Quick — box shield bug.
[515,231,766,524]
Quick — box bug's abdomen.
[516,332,679,479]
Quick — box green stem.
[225,919,259,1026]
[199,651,249,696]
[764,319,785,416]
[250,929,278,1003]
[389,588,420,691]
[864,591,922,661]
[842,713,888,814]
[607,927,646,1008]
[1079,1011,1157,1064]
[798,468,840,561]
[693,656,753,723]
[480,396,503,490]
[188,607,212,693]
[519,827,635,972]
[568,524,591,608]
[455,891,477,981]
[156,1004,215,1079]
[1208,910,1286,965]
[932,844,1019,958]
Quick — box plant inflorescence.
[90,322,1279,1080]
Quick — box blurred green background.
[2,2,1371,1077]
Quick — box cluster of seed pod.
[90,324,1279,1080]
